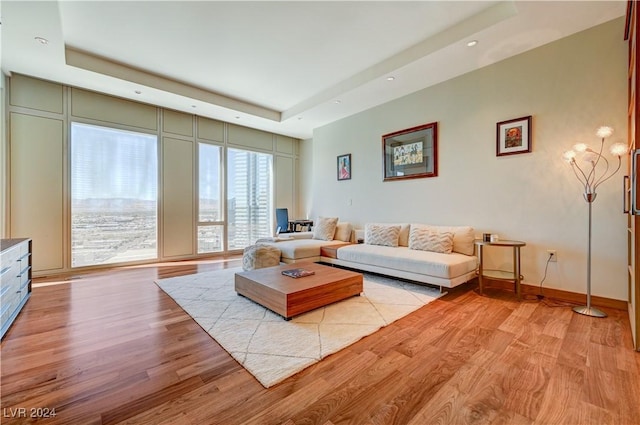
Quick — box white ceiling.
[1,1,627,139]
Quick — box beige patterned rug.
[155,267,442,388]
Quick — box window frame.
[196,140,225,254]
[224,146,274,252]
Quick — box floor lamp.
[562,126,627,318]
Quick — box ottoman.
[242,244,281,271]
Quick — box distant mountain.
[72,198,157,213]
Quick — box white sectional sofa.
[259,220,477,290]
[322,224,477,289]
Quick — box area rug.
[155,267,442,388]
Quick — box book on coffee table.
[281,268,316,278]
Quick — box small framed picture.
[337,153,351,180]
[496,116,532,156]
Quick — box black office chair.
[275,208,293,234]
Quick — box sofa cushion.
[336,244,477,279]
[411,224,475,256]
[269,238,346,260]
[313,216,339,241]
[365,224,400,247]
[334,222,352,242]
[409,226,454,254]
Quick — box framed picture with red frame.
[497,115,532,156]
[382,122,438,181]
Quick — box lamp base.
[572,305,607,318]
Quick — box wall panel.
[162,137,194,257]
[197,117,224,142]
[71,88,157,130]
[275,155,294,213]
[276,135,295,154]
[1,77,6,238]
[163,109,193,137]
[10,74,63,114]
[10,113,64,271]
[228,124,273,151]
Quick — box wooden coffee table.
[234,263,363,320]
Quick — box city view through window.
[71,123,158,268]
[226,148,273,250]
[198,142,223,253]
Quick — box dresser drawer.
[1,246,21,284]
[1,301,15,331]
[0,266,21,302]
[18,262,31,287]
[1,238,32,339]
[1,244,20,265]
[19,240,29,258]
[1,279,22,311]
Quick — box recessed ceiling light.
[191,105,196,108]
[386,76,395,81]
[134,90,142,94]
[334,100,342,104]
[467,40,478,47]
[34,37,49,45]
[235,116,241,119]
[297,117,303,120]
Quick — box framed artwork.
[382,122,437,181]
[337,153,351,181]
[496,116,532,156]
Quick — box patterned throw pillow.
[365,224,401,247]
[409,226,454,254]
[313,217,339,241]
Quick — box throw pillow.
[412,224,475,255]
[313,217,339,241]
[409,226,454,254]
[334,222,353,242]
[365,224,401,247]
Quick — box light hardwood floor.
[1,257,639,425]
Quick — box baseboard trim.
[482,279,627,311]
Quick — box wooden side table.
[475,239,526,300]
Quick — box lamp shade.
[573,143,589,153]
[596,126,614,138]
[610,142,628,156]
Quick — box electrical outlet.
[547,249,557,262]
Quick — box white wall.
[303,18,628,300]
[1,75,5,239]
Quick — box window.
[227,148,273,250]
[70,123,158,267]
[198,142,223,253]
